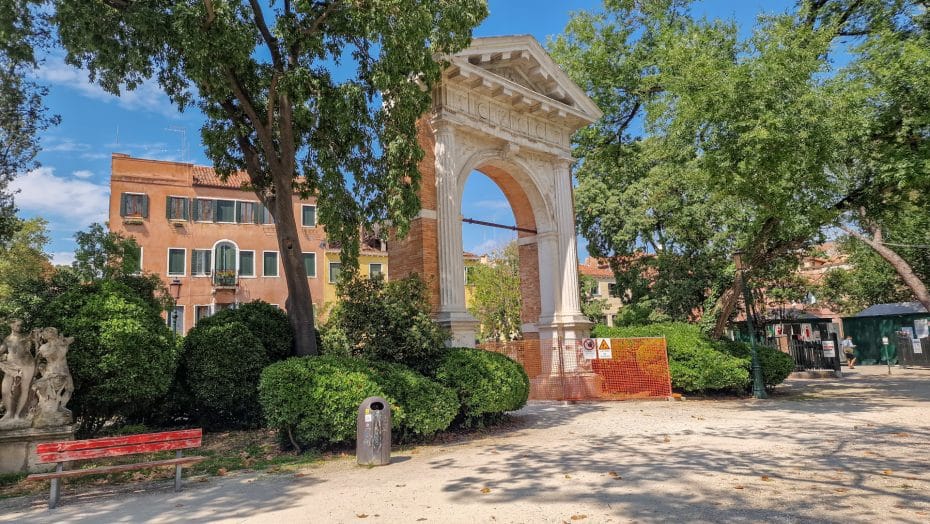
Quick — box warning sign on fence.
[581,338,597,360]
[822,340,836,358]
[596,338,612,359]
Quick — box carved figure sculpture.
[0,320,37,428]
[32,328,74,427]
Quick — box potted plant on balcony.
[213,269,237,287]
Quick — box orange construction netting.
[479,337,672,401]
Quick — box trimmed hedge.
[259,356,459,448]
[195,301,293,359]
[182,321,268,429]
[593,323,749,393]
[431,348,529,426]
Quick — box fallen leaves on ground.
[663,435,671,443]
[883,470,893,476]
[734,485,745,490]
[608,471,621,479]
[356,513,368,518]
[217,468,228,476]
[570,514,587,520]
[761,476,772,482]
[564,474,572,479]
[892,432,910,438]
[834,488,849,493]
[480,487,491,494]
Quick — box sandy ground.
[2,365,929,523]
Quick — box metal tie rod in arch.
[462,217,537,235]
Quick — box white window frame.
[302,252,317,278]
[168,305,185,334]
[129,246,144,276]
[369,262,383,279]
[239,250,257,278]
[214,199,237,224]
[329,261,342,284]
[166,247,187,277]
[262,250,279,278]
[190,196,263,224]
[191,249,211,277]
[301,204,317,227]
[193,304,213,325]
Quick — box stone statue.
[32,328,74,428]
[0,320,37,429]
[0,321,74,429]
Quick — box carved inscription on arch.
[444,86,568,149]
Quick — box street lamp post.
[734,250,767,399]
[169,279,182,333]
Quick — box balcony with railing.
[212,269,238,289]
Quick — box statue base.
[0,425,74,474]
[530,373,603,401]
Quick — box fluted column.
[434,123,467,314]
[553,159,583,317]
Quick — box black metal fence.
[761,334,842,372]
[896,333,930,368]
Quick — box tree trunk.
[711,283,741,339]
[267,176,318,356]
[841,226,930,314]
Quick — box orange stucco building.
[108,154,387,334]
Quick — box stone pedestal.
[0,425,74,474]
[530,373,602,400]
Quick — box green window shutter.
[213,200,219,222]
[192,199,200,221]
[253,203,260,224]
[165,196,172,219]
[239,251,255,277]
[235,201,243,223]
[141,195,149,218]
[120,193,128,216]
[183,198,190,220]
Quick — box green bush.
[46,279,179,435]
[181,321,269,429]
[259,356,459,449]
[593,322,749,393]
[431,348,529,426]
[196,301,293,359]
[718,340,795,389]
[321,275,448,371]
[370,361,459,442]
[259,356,397,448]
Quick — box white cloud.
[72,169,94,179]
[11,167,109,228]
[80,152,109,160]
[50,252,76,267]
[472,199,511,211]
[43,136,90,153]
[35,55,182,118]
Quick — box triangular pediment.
[445,35,603,127]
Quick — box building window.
[329,262,342,284]
[167,248,186,276]
[191,249,211,276]
[192,198,215,222]
[263,251,279,277]
[608,283,619,297]
[119,193,148,218]
[237,201,258,224]
[213,241,237,286]
[194,305,212,325]
[303,252,317,278]
[239,250,255,277]
[590,282,602,296]
[301,205,317,227]
[259,206,274,225]
[369,263,383,279]
[166,196,189,220]
[168,306,184,334]
[216,200,236,223]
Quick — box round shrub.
[259,356,398,448]
[431,348,529,426]
[48,280,179,435]
[182,321,268,429]
[370,362,459,442]
[196,301,293,359]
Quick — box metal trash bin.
[357,397,391,466]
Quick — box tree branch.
[248,0,284,70]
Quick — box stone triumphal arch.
[388,35,602,349]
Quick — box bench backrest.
[35,429,202,464]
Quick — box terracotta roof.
[579,257,613,278]
[463,251,480,260]
[191,165,252,189]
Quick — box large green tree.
[552,0,930,334]
[51,0,487,355]
[467,242,522,342]
[0,1,59,244]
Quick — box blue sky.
[18,0,792,265]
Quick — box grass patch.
[0,428,320,501]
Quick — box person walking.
[842,336,857,368]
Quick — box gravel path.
[3,366,929,523]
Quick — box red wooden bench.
[26,428,206,509]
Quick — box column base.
[537,314,593,342]
[529,373,603,401]
[436,310,479,348]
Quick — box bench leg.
[175,450,183,492]
[49,463,62,509]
